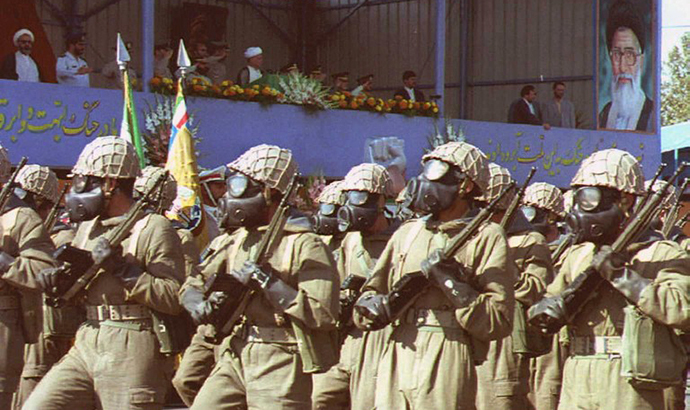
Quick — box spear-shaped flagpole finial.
[116,33,131,72]
[177,39,192,78]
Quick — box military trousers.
[172,325,220,407]
[191,335,312,410]
[558,355,665,410]
[312,327,388,410]
[528,335,568,410]
[475,334,531,410]
[22,320,174,410]
[374,324,476,410]
[0,308,25,410]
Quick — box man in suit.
[393,70,425,102]
[0,29,43,82]
[509,85,551,130]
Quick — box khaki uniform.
[312,230,391,410]
[190,223,339,409]
[13,228,81,409]
[354,218,515,409]
[548,240,690,410]
[24,213,186,410]
[477,230,552,409]
[0,206,55,408]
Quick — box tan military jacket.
[177,228,200,278]
[196,224,340,330]
[71,214,185,315]
[355,218,515,341]
[547,240,690,337]
[336,230,390,283]
[0,207,55,293]
[51,228,76,248]
[510,231,553,306]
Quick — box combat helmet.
[134,166,178,211]
[475,163,513,210]
[72,136,141,179]
[227,144,298,194]
[341,163,395,197]
[570,149,644,195]
[317,180,345,205]
[523,182,566,218]
[17,165,60,204]
[422,141,490,193]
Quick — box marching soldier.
[182,144,340,409]
[473,164,553,410]
[0,150,55,409]
[312,163,397,410]
[311,180,346,253]
[353,141,515,408]
[521,182,569,410]
[12,165,82,409]
[26,137,186,409]
[531,149,690,409]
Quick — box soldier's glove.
[232,261,298,312]
[181,287,220,325]
[527,295,567,335]
[421,249,478,308]
[91,237,124,273]
[592,245,651,304]
[354,293,392,331]
[36,265,68,295]
[0,251,14,274]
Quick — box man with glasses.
[56,32,91,87]
[1,29,43,82]
[599,1,653,132]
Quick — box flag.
[116,33,146,168]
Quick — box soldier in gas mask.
[12,165,84,409]
[0,154,55,410]
[312,163,397,410]
[27,137,186,409]
[519,182,569,410]
[199,165,228,241]
[181,144,339,409]
[535,149,690,410]
[352,142,515,409]
[311,180,346,252]
[472,163,553,410]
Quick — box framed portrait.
[596,0,658,134]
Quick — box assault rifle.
[550,233,574,264]
[0,157,27,212]
[44,185,69,232]
[356,182,516,327]
[662,178,689,238]
[528,163,688,335]
[45,172,169,307]
[204,173,300,338]
[633,162,666,214]
[500,167,536,229]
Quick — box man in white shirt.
[154,43,173,79]
[236,47,264,86]
[55,33,91,87]
[0,29,42,82]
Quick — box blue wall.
[0,80,660,187]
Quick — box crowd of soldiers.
[0,135,688,410]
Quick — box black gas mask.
[405,159,465,215]
[521,205,558,238]
[337,190,381,232]
[65,174,105,222]
[566,186,626,244]
[311,202,341,235]
[217,173,268,230]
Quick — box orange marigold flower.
[399,101,408,109]
[413,102,421,110]
[367,97,376,107]
[339,100,348,108]
[423,102,431,110]
[262,87,272,96]
[350,101,359,109]
[395,95,403,100]
[150,77,161,86]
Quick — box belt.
[85,304,151,321]
[245,325,297,344]
[570,336,622,356]
[0,295,19,310]
[404,308,462,329]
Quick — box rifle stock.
[500,167,536,229]
[0,157,27,212]
[45,185,69,232]
[662,178,689,238]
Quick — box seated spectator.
[541,81,576,128]
[331,71,349,93]
[393,70,425,102]
[508,85,550,129]
[154,42,173,79]
[236,47,264,86]
[101,40,137,89]
[310,66,326,83]
[56,32,91,87]
[279,62,299,75]
[352,74,374,97]
[1,29,43,82]
[206,41,229,85]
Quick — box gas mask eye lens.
[72,175,88,193]
[228,175,249,198]
[319,203,336,216]
[521,205,537,222]
[346,191,369,206]
[423,160,450,181]
[576,187,601,212]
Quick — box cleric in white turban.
[1,28,42,82]
[236,46,264,85]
